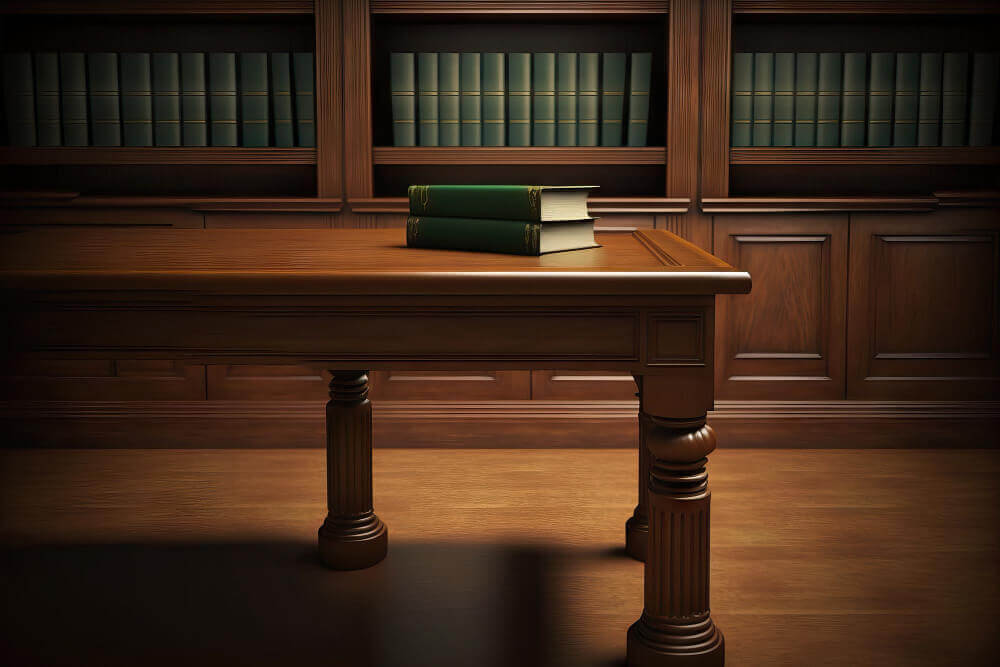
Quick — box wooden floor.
[1,447,998,666]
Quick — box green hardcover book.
[34,52,60,146]
[841,52,867,146]
[941,52,969,146]
[867,52,895,146]
[88,52,121,146]
[533,53,556,146]
[121,53,153,146]
[508,53,531,147]
[460,52,481,146]
[438,53,460,146]
[208,53,237,146]
[406,216,597,256]
[817,52,842,147]
[482,52,505,146]
[417,52,439,147]
[892,53,919,146]
[969,52,999,146]
[293,52,315,147]
[752,52,774,146]
[152,53,181,146]
[577,53,599,146]
[270,52,294,148]
[600,53,626,146]
[180,53,207,146]
[794,52,818,146]
[3,53,35,146]
[390,52,416,146]
[240,52,270,147]
[60,53,88,146]
[731,52,753,147]
[917,53,942,146]
[772,52,794,146]
[557,52,578,146]
[408,184,595,222]
[626,52,651,146]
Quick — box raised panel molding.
[531,370,638,400]
[0,360,205,401]
[370,370,530,400]
[646,311,705,366]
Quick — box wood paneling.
[316,0,343,199]
[730,147,1000,166]
[204,213,334,228]
[369,371,530,400]
[0,207,204,228]
[714,215,848,399]
[700,0,731,199]
[206,365,328,400]
[343,0,373,203]
[531,371,637,400]
[0,360,205,401]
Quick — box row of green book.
[732,51,999,147]
[390,52,652,147]
[1,51,315,147]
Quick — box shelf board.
[729,147,1000,166]
[700,196,938,214]
[348,196,687,215]
[374,146,666,165]
[0,1,314,14]
[933,190,1000,208]
[733,1,999,14]
[371,1,669,15]
[0,147,317,166]
[0,194,343,212]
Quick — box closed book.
[892,53,919,146]
[390,52,416,146]
[482,52,505,146]
[34,52,60,146]
[270,52,294,147]
[60,53,88,146]
[816,52,842,146]
[917,53,943,146]
[969,52,999,146]
[557,52,577,146]
[533,53,556,146]
[600,53,626,146]
[3,53,35,146]
[772,52,794,146]
[406,216,598,256]
[417,52,439,146]
[840,52,867,146]
[88,52,121,146]
[752,52,773,146]
[438,53,460,146]
[408,184,595,222]
[181,52,207,146]
[460,52,481,146]
[577,52,599,146]
[731,52,753,147]
[794,52,817,146]
[867,52,895,146]
[508,53,531,146]
[293,52,315,147]
[121,53,153,146]
[208,52,237,146]
[240,52,270,147]
[626,52,651,146]
[152,53,181,146]
[941,53,969,146]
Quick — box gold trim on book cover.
[527,186,541,219]
[410,184,430,213]
[406,215,420,244]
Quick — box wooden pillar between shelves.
[700,0,733,201]
[316,0,344,200]
[342,0,374,226]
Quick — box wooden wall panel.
[204,213,334,228]
[206,365,328,400]
[316,0,343,198]
[369,371,530,401]
[0,360,205,400]
[530,370,637,400]
[0,207,203,228]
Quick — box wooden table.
[0,228,750,666]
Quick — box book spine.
[794,52,817,146]
[270,52,294,148]
[152,53,181,146]
[731,52,753,147]
[892,52,919,146]
[840,53,866,146]
[600,52,626,146]
[239,52,270,147]
[208,52,237,146]
[460,52,481,146]
[941,52,969,146]
[417,52,439,147]
[3,53,35,146]
[772,52,794,146]
[917,52,942,147]
[482,52,505,147]
[577,52,599,146]
[508,53,531,147]
[816,52,841,147]
[407,215,540,256]
[752,52,773,146]
[435,53,459,147]
[557,52,577,146]
[121,52,153,147]
[867,52,894,146]
[180,52,207,146]
[408,184,540,221]
[969,52,999,146]
[293,52,315,147]
[626,52,651,146]
[390,52,416,147]
[34,52,61,146]
[60,53,88,146]
[88,52,121,146]
[533,53,555,146]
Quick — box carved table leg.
[318,371,388,570]
[625,375,649,561]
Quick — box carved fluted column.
[626,376,650,561]
[318,371,388,570]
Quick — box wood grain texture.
[0,361,206,401]
[934,190,1000,208]
[700,197,938,213]
[666,0,699,202]
[0,0,315,13]
[316,0,344,199]
[733,0,1000,14]
[0,147,317,165]
[343,0,373,200]
[373,146,666,165]
[700,0,732,199]
[346,197,690,214]
[730,147,1000,166]
[370,1,670,13]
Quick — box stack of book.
[390,52,652,147]
[732,51,999,147]
[405,184,599,256]
[1,51,316,147]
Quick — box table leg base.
[625,514,648,562]
[627,615,724,667]
[318,514,388,570]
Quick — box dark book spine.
[292,52,315,147]
[772,52,794,146]
[180,52,207,146]
[270,52,294,148]
[3,53,35,146]
[240,52,270,147]
[34,52,61,146]
[390,52,416,146]
[60,53,88,146]
[459,52,481,146]
[407,215,541,256]
[577,52,599,146]
[892,52,919,146]
[557,52,577,146]
[941,52,969,146]
[208,52,237,146]
[816,52,841,147]
[867,52,895,146]
[731,52,753,147]
[408,184,544,221]
[969,52,999,146]
[121,52,153,146]
[794,52,817,146]
[482,52,505,146]
[508,53,531,147]
[88,53,121,146]
[752,52,773,146]
[840,52,867,146]
[438,53,460,147]
[417,52,439,147]
[532,53,555,146]
[917,53,942,147]
[152,53,181,146]
[626,52,651,146]
[600,52,626,146]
